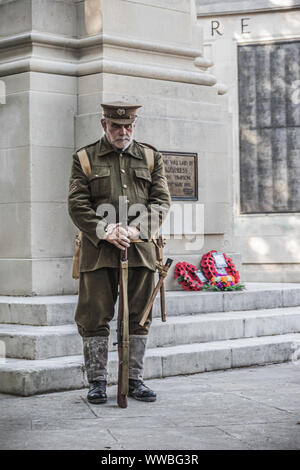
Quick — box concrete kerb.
[1,333,300,397]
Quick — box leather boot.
[128,334,156,402]
[87,380,107,404]
[83,336,108,404]
[128,379,156,402]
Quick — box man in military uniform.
[68,102,171,404]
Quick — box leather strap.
[77,148,91,178]
[78,147,153,178]
[72,149,91,280]
[144,147,154,174]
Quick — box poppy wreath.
[174,262,204,291]
[200,250,240,284]
[223,253,240,284]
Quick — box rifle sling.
[77,149,91,178]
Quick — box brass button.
[121,169,125,174]
[123,184,127,189]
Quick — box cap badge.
[117,108,126,116]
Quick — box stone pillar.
[0,0,235,295]
[0,0,78,295]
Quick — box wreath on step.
[174,250,244,292]
[200,250,240,284]
[174,262,205,291]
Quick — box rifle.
[139,256,173,327]
[115,198,129,408]
[156,236,167,322]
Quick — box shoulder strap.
[138,142,155,174]
[77,145,153,177]
[144,147,154,174]
[73,149,91,278]
[77,149,91,178]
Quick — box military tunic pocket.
[89,167,111,198]
[134,168,152,200]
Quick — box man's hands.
[126,225,140,240]
[104,223,140,250]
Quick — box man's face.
[101,119,135,150]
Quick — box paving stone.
[0,428,119,450]
[0,363,299,450]
[109,425,253,450]
[218,420,300,450]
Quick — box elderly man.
[68,102,171,404]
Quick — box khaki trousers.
[75,267,155,337]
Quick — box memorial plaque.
[161,152,198,200]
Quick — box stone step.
[1,283,300,326]
[1,307,300,360]
[0,295,77,326]
[1,333,299,396]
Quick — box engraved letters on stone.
[161,152,198,200]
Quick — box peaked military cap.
[101,101,142,124]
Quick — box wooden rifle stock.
[116,198,129,408]
[156,236,167,323]
[117,249,129,408]
[160,282,166,323]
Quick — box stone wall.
[0,0,234,295]
[239,41,300,214]
[197,4,300,282]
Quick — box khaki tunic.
[68,136,171,272]
[68,136,171,337]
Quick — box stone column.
[0,0,234,295]
[0,0,78,295]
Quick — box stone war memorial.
[0,0,300,399]
[0,0,234,297]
